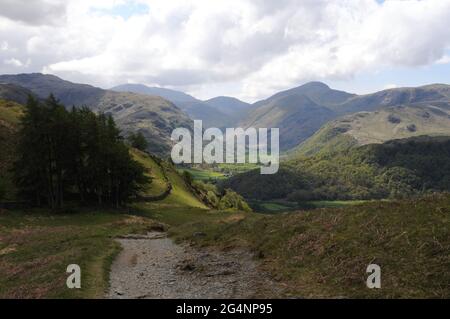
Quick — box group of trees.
[182,172,252,212]
[128,131,148,151]
[14,95,149,208]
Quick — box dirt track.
[106,232,282,299]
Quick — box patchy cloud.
[0,0,67,26]
[0,0,450,101]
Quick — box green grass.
[217,163,260,174]
[134,194,450,298]
[308,200,373,209]
[1,189,448,299]
[161,164,208,208]
[0,99,24,125]
[0,100,24,200]
[131,150,207,209]
[260,202,292,211]
[131,149,169,196]
[0,208,159,298]
[248,200,370,213]
[133,204,218,228]
[248,200,299,213]
[178,168,227,181]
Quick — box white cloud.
[0,0,67,26]
[383,84,398,90]
[437,55,450,65]
[1,0,450,101]
[4,58,30,68]
[0,41,9,51]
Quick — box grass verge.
[135,194,450,298]
[0,208,158,298]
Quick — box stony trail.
[106,232,283,299]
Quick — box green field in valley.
[177,168,228,182]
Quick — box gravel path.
[106,232,282,299]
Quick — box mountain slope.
[111,83,197,104]
[0,83,36,105]
[175,100,231,128]
[244,93,337,151]
[112,83,231,128]
[0,74,192,156]
[97,91,192,155]
[242,82,353,150]
[0,85,29,199]
[243,82,450,151]
[131,149,207,208]
[205,96,252,115]
[333,84,450,114]
[222,136,450,201]
[113,83,254,128]
[252,81,355,109]
[0,73,104,107]
[294,103,450,156]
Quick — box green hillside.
[242,93,337,151]
[294,104,450,156]
[0,100,24,200]
[173,194,450,298]
[0,93,204,207]
[98,91,192,155]
[222,136,450,202]
[131,149,207,209]
[244,82,450,152]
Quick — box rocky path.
[106,232,282,299]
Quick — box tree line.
[14,95,149,208]
[221,136,450,202]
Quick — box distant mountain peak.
[300,81,331,90]
[206,96,246,103]
[111,83,197,103]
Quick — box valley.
[0,73,449,299]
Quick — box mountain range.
[1,73,450,157]
[112,83,251,128]
[242,82,450,152]
[0,74,192,156]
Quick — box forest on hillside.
[11,95,149,208]
[221,136,450,202]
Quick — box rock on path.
[106,232,282,299]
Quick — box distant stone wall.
[136,151,173,202]
[136,184,172,202]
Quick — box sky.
[1,0,450,102]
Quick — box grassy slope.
[1,194,448,298]
[99,91,193,156]
[0,99,24,125]
[0,209,159,298]
[177,168,227,181]
[0,100,24,200]
[0,148,206,299]
[294,105,450,157]
[131,149,207,209]
[292,123,358,157]
[147,194,450,298]
[131,149,168,196]
[248,199,371,214]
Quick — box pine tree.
[14,94,149,209]
[128,131,148,151]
